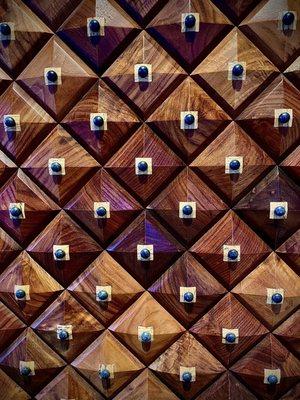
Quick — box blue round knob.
[10,206,22,218]
[232,64,244,77]
[99,369,110,379]
[137,161,148,172]
[267,374,278,385]
[141,331,151,343]
[278,112,290,124]
[272,292,283,304]
[58,330,69,341]
[97,289,108,301]
[96,207,107,217]
[184,113,195,125]
[182,204,193,216]
[15,289,26,299]
[89,19,100,33]
[4,116,16,128]
[20,366,31,376]
[225,332,236,343]
[138,65,148,78]
[140,248,150,260]
[185,14,196,28]
[182,371,192,383]
[282,12,295,26]
[46,70,58,83]
[50,162,62,173]
[229,159,240,171]
[93,115,104,127]
[274,206,286,217]
[0,23,11,36]
[228,249,239,261]
[183,291,194,302]
[54,249,65,260]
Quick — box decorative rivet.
[0,23,11,36]
[182,204,193,216]
[50,162,62,173]
[20,366,31,376]
[138,65,148,78]
[46,70,58,83]
[9,206,22,218]
[182,371,192,383]
[99,368,110,379]
[282,12,295,26]
[225,332,236,343]
[183,292,194,302]
[267,374,278,385]
[228,249,239,261]
[54,249,66,260]
[97,289,108,301]
[137,161,148,172]
[229,159,240,171]
[274,206,286,217]
[141,331,152,343]
[4,116,16,128]
[278,112,290,124]
[15,289,26,299]
[185,14,196,28]
[96,206,107,217]
[140,248,151,260]
[232,64,244,77]
[272,292,283,304]
[58,330,69,341]
[89,19,100,33]
[93,115,104,127]
[184,113,195,125]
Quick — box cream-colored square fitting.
[87,17,105,37]
[44,67,62,85]
[264,368,281,384]
[96,285,112,302]
[179,366,196,382]
[134,64,152,82]
[14,285,30,301]
[274,109,293,127]
[181,13,200,32]
[269,201,288,219]
[266,288,284,304]
[48,158,66,175]
[53,245,70,261]
[56,324,73,340]
[94,202,110,218]
[138,326,154,342]
[222,328,239,344]
[135,157,152,175]
[9,202,25,219]
[180,287,196,303]
[90,113,107,131]
[137,244,154,261]
[223,245,240,262]
[180,111,198,130]
[3,114,21,132]
[19,361,35,376]
[179,201,196,218]
[225,156,243,174]
[228,61,246,81]
[99,363,114,378]
[0,23,15,40]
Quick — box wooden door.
[0,0,299,399]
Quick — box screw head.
[50,162,62,173]
[232,64,244,77]
[93,115,104,127]
[46,70,58,83]
[228,249,239,260]
[0,23,11,36]
[229,159,240,171]
[20,366,31,376]
[267,374,278,385]
[58,330,69,341]
[184,113,195,125]
[96,206,107,217]
[89,19,100,33]
[272,292,283,304]
[4,116,16,128]
[99,368,110,379]
[182,371,192,383]
[182,204,193,216]
[15,289,26,299]
[183,291,194,302]
[274,206,286,217]
[10,206,22,218]
[97,289,108,301]
[278,112,290,124]
[54,249,66,260]
[138,65,148,78]
[185,14,196,28]
[282,12,295,26]
[225,332,236,343]
[140,248,150,260]
[141,331,151,343]
[137,160,148,172]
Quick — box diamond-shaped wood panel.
[284,56,300,88]
[0,227,21,272]
[0,368,30,400]
[0,301,25,354]
[276,229,300,275]
[273,310,299,357]
[280,145,300,184]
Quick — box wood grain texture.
[0,301,25,354]
[35,365,104,400]
[149,252,226,328]
[191,293,268,366]
[58,0,140,72]
[106,124,184,204]
[149,332,225,399]
[0,150,17,187]
[147,0,233,71]
[107,211,184,288]
[284,56,300,89]
[117,0,164,25]
[147,77,231,162]
[0,67,12,92]
[109,291,185,364]
[190,210,271,288]
[195,370,258,400]
[0,369,30,400]
[276,229,300,275]
[232,252,300,329]
[102,31,187,118]
[148,168,228,245]
[65,169,142,245]
[273,310,300,357]
[240,0,300,68]
[280,146,300,184]
[230,334,300,400]
[27,211,102,287]
[32,291,104,362]
[234,167,300,248]
[191,122,275,203]
[17,36,98,121]
[68,251,144,326]
[72,330,145,397]
[0,226,21,272]
[237,76,300,161]
[0,83,56,164]
[21,125,100,206]
[114,368,180,400]
[0,328,66,396]
[0,0,52,77]
[0,251,63,324]
[192,27,278,112]
[0,170,59,246]
[211,0,260,23]
[62,80,141,164]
